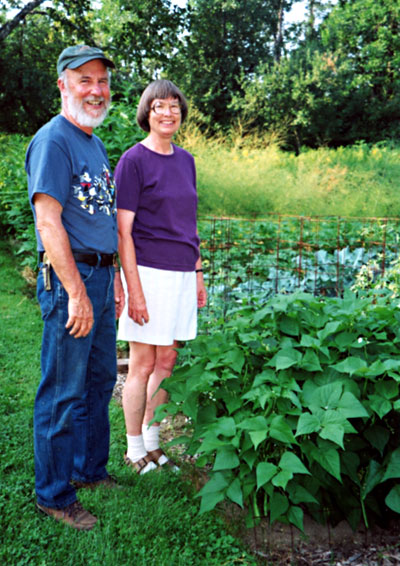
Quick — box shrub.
[156,290,400,532]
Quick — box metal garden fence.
[197,215,400,321]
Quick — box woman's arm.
[118,208,149,325]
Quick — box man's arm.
[34,193,93,338]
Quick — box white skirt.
[117,265,198,346]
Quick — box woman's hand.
[128,292,150,325]
[196,272,207,308]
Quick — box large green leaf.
[375,380,399,400]
[226,477,243,507]
[242,449,258,470]
[256,462,278,490]
[317,320,343,342]
[198,471,229,495]
[300,335,321,348]
[382,359,400,373]
[212,417,236,438]
[200,434,228,453]
[287,505,304,532]
[213,446,240,471]
[287,483,318,504]
[368,395,392,419]
[332,357,367,376]
[279,315,300,336]
[270,492,289,524]
[382,447,400,482]
[199,491,225,514]
[309,381,343,410]
[364,425,390,456]
[301,349,322,372]
[279,452,310,475]
[296,413,321,436]
[249,430,269,449]
[334,332,358,349]
[320,423,345,448]
[385,485,400,514]
[269,415,296,444]
[252,368,277,387]
[312,445,341,482]
[336,391,369,418]
[268,347,302,370]
[272,469,293,489]
[237,415,269,431]
[362,460,384,499]
[224,348,246,373]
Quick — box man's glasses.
[150,102,182,115]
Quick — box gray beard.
[66,91,110,129]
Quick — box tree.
[93,0,184,85]
[236,0,400,149]
[319,0,400,142]
[0,0,96,133]
[167,0,293,130]
[0,0,46,42]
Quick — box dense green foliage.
[157,290,400,531]
[0,133,35,261]
[2,0,400,148]
[0,240,256,566]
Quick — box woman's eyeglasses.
[150,102,182,115]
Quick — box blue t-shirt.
[115,143,200,272]
[25,115,117,253]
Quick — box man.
[25,45,124,531]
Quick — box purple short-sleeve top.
[115,143,200,271]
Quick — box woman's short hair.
[136,79,188,132]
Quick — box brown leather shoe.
[36,500,98,531]
[72,474,120,490]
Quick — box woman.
[115,79,207,475]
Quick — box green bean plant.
[156,290,400,532]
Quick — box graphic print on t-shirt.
[73,164,116,216]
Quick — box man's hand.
[114,271,125,319]
[66,293,94,338]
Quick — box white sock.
[142,424,170,467]
[126,434,147,462]
[126,434,157,474]
[142,424,160,452]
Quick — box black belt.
[39,251,115,267]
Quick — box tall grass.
[177,123,400,218]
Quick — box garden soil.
[114,365,400,565]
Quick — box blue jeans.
[34,262,116,509]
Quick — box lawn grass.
[0,239,256,566]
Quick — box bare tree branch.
[0,0,46,42]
